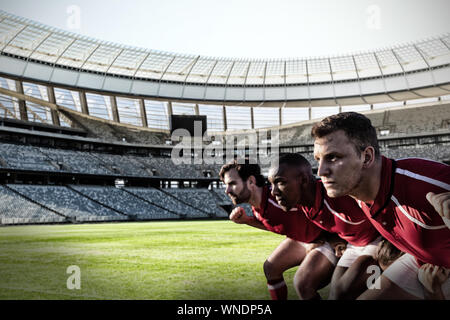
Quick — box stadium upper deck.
[0,10,449,107]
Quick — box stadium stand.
[385,104,450,134]
[1,101,449,226]
[39,147,112,175]
[68,185,179,220]
[165,188,228,217]
[382,143,450,162]
[0,184,67,224]
[7,184,127,222]
[90,153,151,177]
[0,141,220,178]
[275,103,450,147]
[0,143,58,171]
[125,187,210,218]
[60,108,170,145]
[211,188,232,204]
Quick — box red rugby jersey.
[252,186,323,243]
[299,180,380,246]
[357,156,450,267]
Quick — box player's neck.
[249,186,263,209]
[301,179,317,208]
[351,158,382,203]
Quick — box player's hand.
[418,263,450,293]
[426,192,450,228]
[229,207,250,224]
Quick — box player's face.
[268,164,301,211]
[223,168,251,205]
[313,130,365,198]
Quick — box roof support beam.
[373,52,395,102]
[222,105,227,131]
[109,96,120,123]
[351,55,369,105]
[48,37,77,80]
[305,60,311,107]
[101,48,125,89]
[22,31,53,77]
[279,104,283,126]
[223,61,235,102]
[139,98,148,127]
[194,103,199,116]
[129,51,152,92]
[14,80,28,121]
[75,43,101,86]
[328,58,338,105]
[413,44,436,86]
[283,61,287,102]
[78,90,89,115]
[181,55,201,97]
[156,56,177,96]
[46,85,61,126]
[243,61,251,101]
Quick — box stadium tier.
[0,183,229,225]
[0,101,448,225]
[0,184,67,224]
[7,184,127,222]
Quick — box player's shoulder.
[393,157,450,187]
[395,157,448,175]
[395,157,447,166]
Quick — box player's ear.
[298,171,307,186]
[296,167,307,185]
[247,175,256,186]
[362,146,375,168]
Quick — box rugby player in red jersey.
[268,153,382,299]
[311,112,450,299]
[219,161,339,300]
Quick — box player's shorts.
[383,253,450,299]
[308,241,338,266]
[337,237,382,268]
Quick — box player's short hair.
[375,239,404,268]
[311,112,380,158]
[278,153,312,171]
[274,153,314,180]
[219,160,265,187]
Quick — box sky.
[1,0,449,59]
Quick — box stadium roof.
[0,9,449,106]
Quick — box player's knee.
[263,260,273,278]
[263,259,282,279]
[293,272,317,300]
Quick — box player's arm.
[418,264,450,300]
[426,192,450,229]
[229,207,268,231]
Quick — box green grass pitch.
[0,219,330,300]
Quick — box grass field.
[0,219,329,300]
